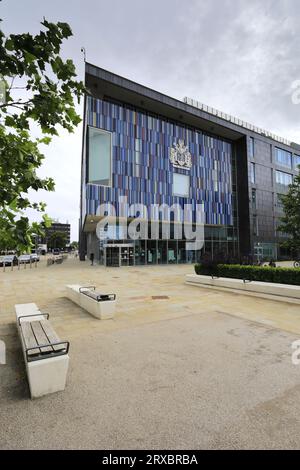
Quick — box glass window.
[88,127,111,185]
[168,240,178,264]
[251,188,256,210]
[250,162,255,184]
[253,215,258,236]
[134,240,146,265]
[173,173,190,197]
[135,151,141,164]
[294,155,300,170]
[275,148,292,168]
[178,240,187,264]
[277,193,284,209]
[275,170,293,186]
[249,137,254,158]
[157,240,168,264]
[147,240,157,264]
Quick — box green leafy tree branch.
[0,17,85,252]
[277,169,300,256]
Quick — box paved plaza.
[1,257,300,449]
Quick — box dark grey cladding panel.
[85,63,298,153]
[253,163,273,188]
[253,139,272,165]
[85,63,246,141]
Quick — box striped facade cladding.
[86,97,234,225]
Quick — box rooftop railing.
[183,97,294,147]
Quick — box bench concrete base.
[23,353,69,399]
[66,284,81,305]
[186,274,300,299]
[66,285,116,319]
[15,303,69,399]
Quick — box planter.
[186,274,300,300]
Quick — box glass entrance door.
[105,246,120,267]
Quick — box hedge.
[194,263,300,286]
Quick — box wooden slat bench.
[15,303,70,398]
[66,285,116,320]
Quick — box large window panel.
[275,170,293,186]
[249,137,254,158]
[294,155,300,170]
[250,162,255,184]
[173,173,190,197]
[88,127,111,186]
[275,148,292,169]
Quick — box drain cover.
[152,295,169,300]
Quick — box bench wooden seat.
[20,319,68,361]
[15,303,70,398]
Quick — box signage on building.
[169,140,192,169]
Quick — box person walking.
[90,252,94,266]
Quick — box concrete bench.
[66,285,116,320]
[15,303,70,398]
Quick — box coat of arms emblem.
[169,140,192,169]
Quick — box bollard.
[30,259,32,269]
[35,259,37,268]
[18,261,20,271]
[11,261,13,271]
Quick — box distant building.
[43,222,71,246]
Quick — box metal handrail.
[26,341,70,362]
[81,290,116,302]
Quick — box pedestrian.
[90,252,94,266]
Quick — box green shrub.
[194,263,300,285]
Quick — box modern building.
[42,221,71,247]
[80,63,300,266]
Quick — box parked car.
[52,249,61,256]
[0,255,18,266]
[18,254,32,264]
[30,253,40,262]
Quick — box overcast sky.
[2,0,300,240]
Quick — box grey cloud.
[2,0,300,239]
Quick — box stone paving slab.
[1,257,300,449]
